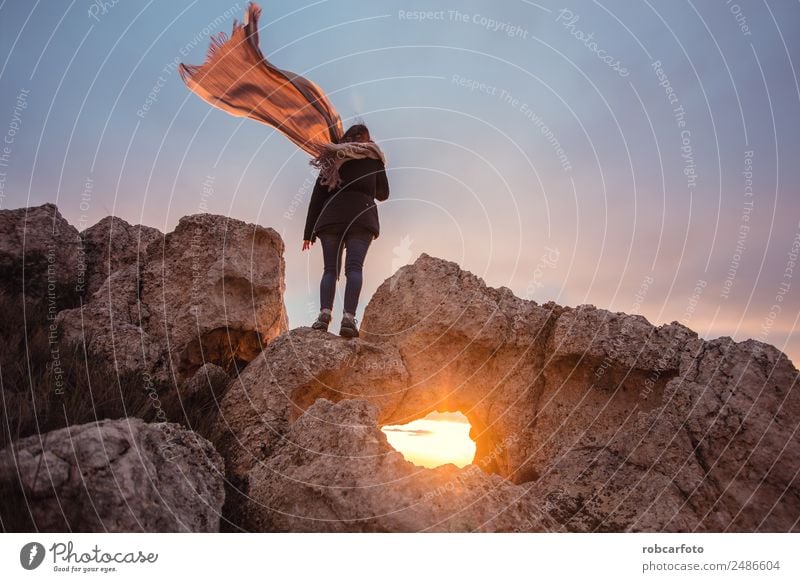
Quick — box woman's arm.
[303,175,328,243]
[375,160,390,201]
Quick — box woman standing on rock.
[302,123,390,338]
[179,4,389,337]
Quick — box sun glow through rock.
[381,411,476,468]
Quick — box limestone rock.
[57,264,163,377]
[141,214,288,380]
[212,327,408,488]
[0,203,81,299]
[0,418,225,532]
[243,398,554,532]
[4,202,799,533]
[182,362,230,401]
[78,215,161,296]
[211,253,798,531]
[57,213,288,383]
[318,253,797,532]
[360,253,561,477]
[524,333,800,532]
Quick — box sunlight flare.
[381,411,476,468]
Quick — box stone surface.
[0,418,225,532]
[4,203,799,532]
[57,263,164,377]
[243,398,555,532]
[358,254,800,532]
[211,327,408,488]
[141,213,287,380]
[0,203,81,297]
[79,215,161,296]
[182,362,230,401]
[215,253,799,532]
[360,253,559,478]
[57,213,288,383]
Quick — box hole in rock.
[381,411,477,469]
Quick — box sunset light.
[381,411,476,469]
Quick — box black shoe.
[311,311,332,331]
[339,316,359,338]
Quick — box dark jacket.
[303,157,389,242]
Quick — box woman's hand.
[302,239,314,251]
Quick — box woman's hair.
[339,122,370,143]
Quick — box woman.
[179,6,386,335]
[302,123,389,338]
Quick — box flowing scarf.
[179,2,385,190]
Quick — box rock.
[0,418,225,532]
[57,213,288,383]
[0,203,81,301]
[78,215,161,296]
[360,253,560,478]
[524,333,800,532]
[57,264,163,377]
[242,398,555,532]
[224,252,796,532]
[141,213,288,380]
[4,202,799,532]
[212,327,408,490]
[182,362,230,401]
[359,254,800,531]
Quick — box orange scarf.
[179,2,345,162]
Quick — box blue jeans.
[318,229,373,315]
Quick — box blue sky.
[1,0,798,364]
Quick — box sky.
[0,0,798,365]
[382,411,476,468]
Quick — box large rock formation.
[214,253,800,532]
[0,204,289,532]
[0,204,287,385]
[0,203,81,300]
[141,214,287,380]
[356,255,800,531]
[57,213,288,383]
[2,202,798,533]
[0,418,225,532]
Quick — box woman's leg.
[319,233,345,310]
[342,232,372,316]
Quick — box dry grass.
[0,289,160,450]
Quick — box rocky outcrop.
[215,253,800,532]
[2,202,798,533]
[57,213,288,383]
[361,254,559,478]
[212,327,408,486]
[1,203,288,383]
[359,254,800,531]
[56,263,163,378]
[0,203,81,301]
[141,214,287,379]
[243,398,555,532]
[78,215,161,296]
[0,418,225,532]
